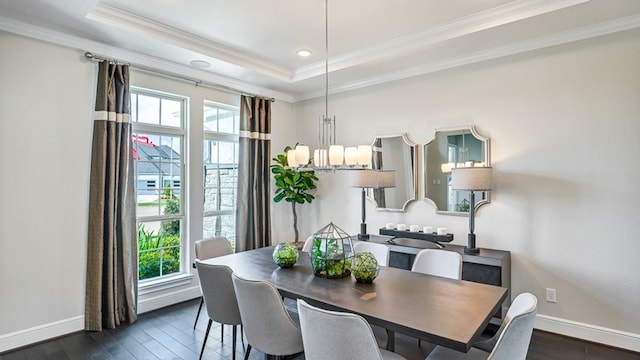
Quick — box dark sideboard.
[354,233,511,325]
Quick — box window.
[203,102,239,246]
[131,89,186,281]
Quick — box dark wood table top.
[202,246,507,353]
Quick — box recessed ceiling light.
[190,60,211,68]
[296,49,312,57]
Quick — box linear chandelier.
[288,0,371,170]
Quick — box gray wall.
[1,27,639,352]
[290,29,640,349]
[0,31,296,351]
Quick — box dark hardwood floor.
[1,298,638,360]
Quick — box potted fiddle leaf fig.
[271,146,318,247]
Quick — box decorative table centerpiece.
[310,222,354,279]
[351,252,380,283]
[272,242,299,268]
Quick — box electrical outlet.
[546,288,557,303]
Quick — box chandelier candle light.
[450,167,493,254]
[289,0,372,170]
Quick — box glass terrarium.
[310,222,354,279]
[272,242,299,268]
[351,252,380,283]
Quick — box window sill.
[139,273,194,295]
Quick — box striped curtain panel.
[85,61,137,331]
[235,95,272,252]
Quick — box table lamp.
[351,170,396,240]
[450,167,493,254]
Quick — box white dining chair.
[425,292,538,360]
[194,262,242,360]
[231,274,304,359]
[193,236,232,329]
[354,241,390,267]
[302,235,315,252]
[411,248,463,347]
[297,299,406,360]
[411,249,462,280]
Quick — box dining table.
[202,246,507,353]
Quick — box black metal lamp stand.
[465,191,480,254]
[358,187,369,240]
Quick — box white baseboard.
[137,285,201,314]
[535,314,640,352]
[0,316,84,353]
[0,286,201,353]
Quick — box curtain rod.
[83,52,275,102]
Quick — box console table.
[355,234,511,325]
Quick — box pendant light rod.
[293,0,372,170]
[325,0,329,118]
[315,0,336,169]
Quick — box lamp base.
[358,223,369,240]
[465,233,480,255]
[464,246,480,255]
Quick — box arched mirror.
[423,126,490,215]
[369,134,418,211]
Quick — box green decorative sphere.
[273,242,299,268]
[351,252,379,283]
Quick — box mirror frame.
[368,133,419,212]
[423,125,491,216]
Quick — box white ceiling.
[1,0,639,102]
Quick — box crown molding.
[0,16,295,102]
[2,9,638,104]
[86,3,294,82]
[293,14,640,101]
[292,0,590,82]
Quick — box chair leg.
[193,297,204,329]
[232,325,237,360]
[221,323,224,340]
[240,324,245,344]
[244,344,252,360]
[199,319,213,360]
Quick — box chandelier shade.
[290,0,371,171]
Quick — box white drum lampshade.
[451,167,493,191]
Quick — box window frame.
[131,87,188,284]
[202,101,239,246]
